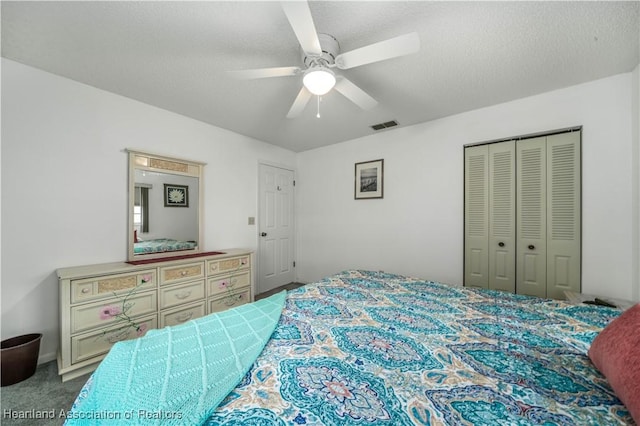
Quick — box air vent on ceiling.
[371,120,398,131]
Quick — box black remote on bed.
[583,298,617,308]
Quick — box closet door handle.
[528,245,535,250]
[498,242,505,247]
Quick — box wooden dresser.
[57,249,253,382]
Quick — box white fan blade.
[334,78,378,110]
[281,1,322,56]
[335,32,420,70]
[228,66,301,80]
[286,87,312,118]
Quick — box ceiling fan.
[230,1,420,118]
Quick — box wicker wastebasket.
[1,333,42,386]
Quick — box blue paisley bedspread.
[133,239,197,254]
[70,270,633,425]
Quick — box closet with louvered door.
[464,130,581,299]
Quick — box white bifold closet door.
[464,130,581,299]
[489,141,516,293]
[545,132,581,299]
[464,145,490,288]
[464,141,516,292]
[516,136,547,297]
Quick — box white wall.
[1,59,296,362]
[296,72,638,302]
[2,58,638,366]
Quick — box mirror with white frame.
[127,150,205,262]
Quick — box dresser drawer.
[71,291,157,334]
[160,301,206,328]
[207,255,250,276]
[71,315,157,364]
[160,262,205,286]
[209,289,251,313]
[159,280,206,310]
[207,271,250,298]
[71,270,156,304]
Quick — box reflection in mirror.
[134,170,199,251]
[127,150,204,262]
[133,184,150,234]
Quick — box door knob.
[528,244,535,250]
[261,232,267,237]
[498,242,505,247]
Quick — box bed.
[133,238,197,254]
[66,270,634,425]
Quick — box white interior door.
[258,164,295,294]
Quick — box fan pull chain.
[316,95,321,118]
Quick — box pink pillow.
[588,303,640,423]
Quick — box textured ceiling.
[2,1,639,152]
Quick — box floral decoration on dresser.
[99,273,153,338]
[217,259,249,299]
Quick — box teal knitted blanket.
[65,291,286,425]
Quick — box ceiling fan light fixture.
[303,67,336,96]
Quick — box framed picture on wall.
[355,159,384,199]
[164,184,189,207]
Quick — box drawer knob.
[105,330,129,344]
[224,296,241,307]
[176,312,194,322]
[81,288,90,294]
[181,271,187,276]
[175,291,192,300]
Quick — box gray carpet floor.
[1,361,90,425]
